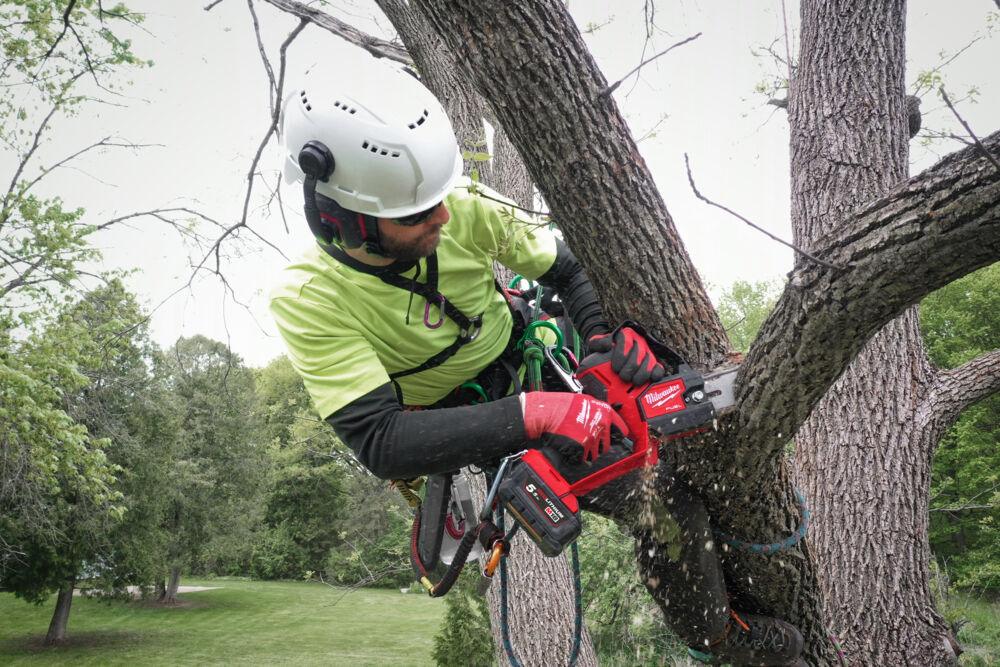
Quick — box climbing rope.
[492,289,585,667]
[713,490,810,554]
[496,505,583,667]
[686,492,812,663]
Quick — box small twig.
[940,86,1000,173]
[780,0,793,84]
[193,18,305,281]
[247,0,277,109]
[599,32,701,98]
[930,504,997,514]
[461,185,550,217]
[204,0,227,9]
[683,153,844,271]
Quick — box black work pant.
[573,454,730,648]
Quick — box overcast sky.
[18,0,998,367]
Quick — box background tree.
[0,0,216,592]
[716,280,784,354]
[923,264,1000,593]
[250,357,348,580]
[0,280,164,644]
[159,335,265,601]
[0,0,147,572]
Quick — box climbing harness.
[398,278,587,666]
[319,245,484,400]
[406,452,522,598]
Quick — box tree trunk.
[789,1,955,663]
[465,469,598,667]
[155,576,166,601]
[44,576,75,645]
[164,566,181,604]
[410,0,730,366]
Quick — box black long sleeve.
[327,383,527,479]
[536,239,609,341]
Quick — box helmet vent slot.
[333,100,357,114]
[361,140,401,158]
[300,91,311,111]
[407,109,430,129]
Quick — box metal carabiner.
[479,450,527,522]
[424,294,445,329]
[544,345,583,393]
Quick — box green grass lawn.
[0,578,445,666]
[942,592,1000,667]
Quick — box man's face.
[377,203,450,262]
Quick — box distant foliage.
[716,280,783,353]
[922,263,1000,591]
[578,515,687,665]
[431,571,494,667]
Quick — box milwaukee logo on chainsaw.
[640,379,687,417]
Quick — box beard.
[379,226,442,262]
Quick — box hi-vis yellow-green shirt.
[270,181,558,419]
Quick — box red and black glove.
[588,326,665,386]
[520,392,629,462]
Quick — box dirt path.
[74,585,221,597]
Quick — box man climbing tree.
[269,58,807,665]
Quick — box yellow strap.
[391,478,423,509]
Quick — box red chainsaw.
[409,322,737,594]
[497,321,738,557]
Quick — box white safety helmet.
[279,57,463,219]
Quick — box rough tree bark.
[408,0,1000,664]
[787,2,991,663]
[44,576,75,645]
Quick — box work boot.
[691,611,805,666]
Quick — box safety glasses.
[392,201,442,226]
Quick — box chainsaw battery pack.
[499,450,582,557]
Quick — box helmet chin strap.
[302,177,386,256]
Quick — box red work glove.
[588,326,666,386]
[520,392,629,462]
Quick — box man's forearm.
[327,383,527,479]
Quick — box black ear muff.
[298,140,335,181]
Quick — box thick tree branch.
[921,349,1000,440]
[261,0,411,64]
[737,130,1000,464]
